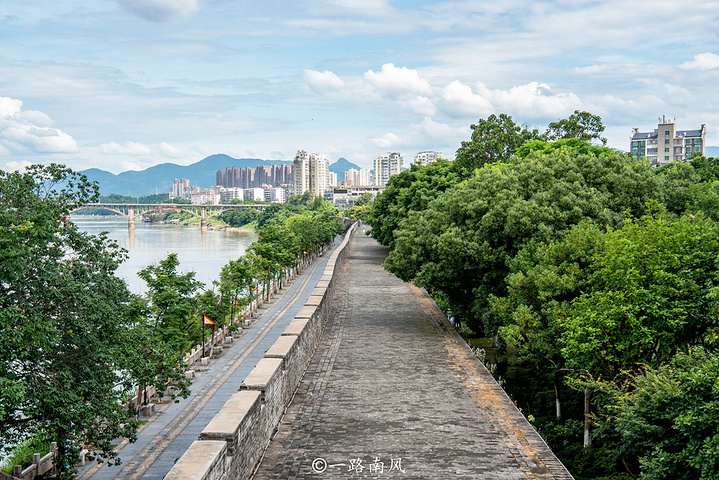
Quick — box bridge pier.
[128,205,135,227]
[201,205,207,230]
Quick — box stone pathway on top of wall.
[252,232,574,480]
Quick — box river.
[71,216,258,294]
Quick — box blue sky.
[1,0,719,174]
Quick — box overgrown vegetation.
[366,112,719,480]
[0,165,342,477]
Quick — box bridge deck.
[253,232,573,479]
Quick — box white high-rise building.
[293,150,330,196]
[344,168,372,186]
[413,151,442,166]
[373,152,403,186]
[170,178,191,199]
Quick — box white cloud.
[114,0,199,22]
[303,69,345,93]
[441,80,493,117]
[369,132,402,149]
[364,63,433,97]
[476,82,581,119]
[399,96,436,116]
[2,160,33,172]
[411,117,462,141]
[680,53,719,70]
[100,141,152,156]
[159,142,184,158]
[0,96,78,154]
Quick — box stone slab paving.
[253,232,574,480]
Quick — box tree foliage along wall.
[0,164,189,476]
[367,111,719,479]
[383,147,661,335]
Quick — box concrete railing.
[163,221,358,480]
[11,443,56,480]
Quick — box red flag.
[203,314,216,326]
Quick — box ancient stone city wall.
[163,220,358,480]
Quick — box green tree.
[494,221,605,419]
[138,253,204,351]
[545,110,607,145]
[0,164,187,474]
[595,347,719,479]
[454,113,537,174]
[354,192,375,207]
[219,256,256,320]
[561,212,719,383]
[368,159,460,249]
[689,155,719,183]
[384,149,660,334]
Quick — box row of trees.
[367,112,719,479]
[0,164,342,477]
[0,165,192,476]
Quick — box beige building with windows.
[413,151,442,166]
[293,150,330,197]
[373,152,403,186]
[631,116,706,166]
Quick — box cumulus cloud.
[439,81,580,119]
[369,132,402,149]
[441,80,493,117]
[476,82,581,118]
[680,53,719,70]
[2,160,33,172]
[115,0,199,22]
[411,117,463,141]
[303,69,345,93]
[0,96,78,154]
[364,63,433,97]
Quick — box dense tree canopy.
[545,110,607,145]
[367,111,719,479]
[383,148,660,334]
[454,113,539,174]
[0,164,189,475]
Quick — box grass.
[0,433,52,475]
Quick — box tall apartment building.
[413,151,442,166]
[631,116,706,166]
[216,165,293,189]
[293,150,330,196]
[170,178,191,199]
[373,152,403,186]
[344,168,372,186]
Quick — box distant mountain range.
[80,154,361,196]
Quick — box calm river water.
[71,217,258,294]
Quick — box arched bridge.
[71,203,267,228]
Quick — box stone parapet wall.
[163,221,358,480]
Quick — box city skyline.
[1,1,718,175]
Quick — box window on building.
[665,139,670,144]
[665,156,670,161]
[665,148,669,152]
[665,131,670,135]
